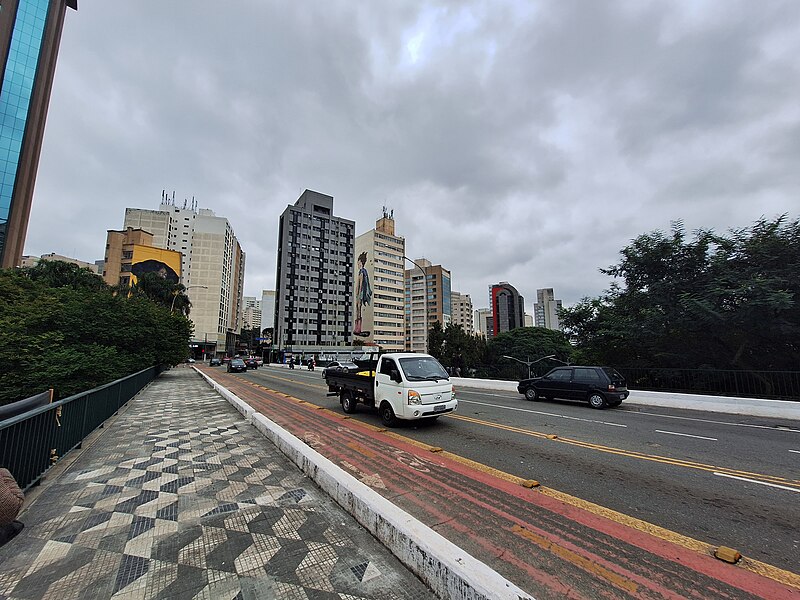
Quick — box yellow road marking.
[451,414,800,489]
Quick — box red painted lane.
[204,371,800,599]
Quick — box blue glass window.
[0,0,49,242]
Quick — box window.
[379,357,396,376]
[548,369,572,382]
[574,368,601,383]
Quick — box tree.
[0,262,192,405]
[561,216,800,370]
[487,327,573,379]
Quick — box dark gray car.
[517,366,629,409]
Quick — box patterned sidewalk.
[0,368,435,600]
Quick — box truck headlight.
[408,390,422,405]
[451,384,456,400]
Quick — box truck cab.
[325,352,457,426]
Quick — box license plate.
[434,404,446,412]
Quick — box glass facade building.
[0,0,76,267]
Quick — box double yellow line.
[451,413,800,491]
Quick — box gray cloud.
[26,0,800,312]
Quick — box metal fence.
[0,365,163,491]
[616,367,800,400]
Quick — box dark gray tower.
[274,190,355,350]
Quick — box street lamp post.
[171,284,208,313]
[403,257,428,353]
[502,354,556,379]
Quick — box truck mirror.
[390,369,402,383]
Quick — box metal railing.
[0,365,163,491]
[617,367,800,400]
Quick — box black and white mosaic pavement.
[0,368,434,599]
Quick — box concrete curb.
[194,368,533,600]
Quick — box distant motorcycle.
[288,360,295,370]
[308,361,315,371]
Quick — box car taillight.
[607,384,616,391]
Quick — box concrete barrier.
[194,368,533,600]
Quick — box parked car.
[227,358,247,373]
[322,361,359,378]
[244,357,259,370]
[209,358,222,366]
[517,366,629,409]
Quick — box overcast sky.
[25,1,800,310]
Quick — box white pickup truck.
[323,352,457,426]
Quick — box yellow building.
[103,227,182,287]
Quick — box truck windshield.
[398,357,450,381]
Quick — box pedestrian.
[0,468,24,547]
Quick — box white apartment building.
[450,291,474,335]
[124,194,245,356]
[354,209,406,351]
[473,308,492,338]
[261,290,276,336]
[242,296,262,331]
[534,288,563,330]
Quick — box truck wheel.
[380,402,397,427]
[341,391,357,414]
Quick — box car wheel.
[588,393,607,409]
[524,388,538,401]
[341,391,357,414]
[380,402,397,427]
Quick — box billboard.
[130,245,182,285]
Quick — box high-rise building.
[103,227,181,287]
[534,288,563,330]
[450,291,474,335]
[274,190,354,349]
[473,308,491,339]
[490,282,525,337]
[123,195,245,357]
[405,258,451,352]
[354,209,405,351]
[260,290,275,336]
[242,296,262,332]
[0,0,77,268]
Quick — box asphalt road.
[224,364,800,574]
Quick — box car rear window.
[602,368,625,382]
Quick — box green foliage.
[426,321,488,374]
[0,262,192,405]
[560,216,800,370]
[486,327,573,378]
[130,272,192,316]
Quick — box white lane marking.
[655,430,717,441]
[458,399,627,427]
[635,411,800,433]
[456,389,800,433]
[713,472,800,493]
[789,450,800,454]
